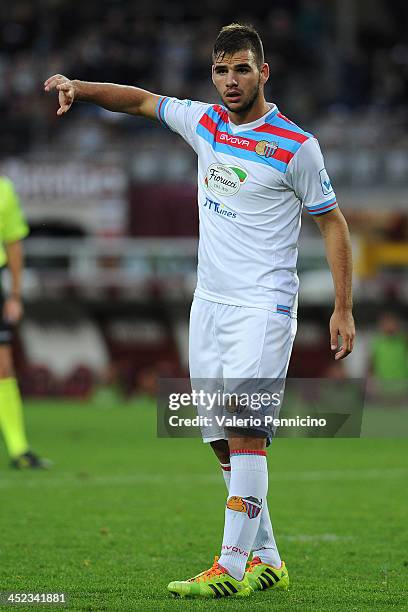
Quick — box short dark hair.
[212,23,264,68]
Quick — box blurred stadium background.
[1,0,407,400]
[1,2,407,609]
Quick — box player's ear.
[260,62,269,85]
[211,64,216,85]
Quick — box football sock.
[219,459,281,568]
[220,462,231,489]
[0,378,29,458]
[218,450,268,580]
[251,501,282,567]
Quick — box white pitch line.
[0,467,406,489]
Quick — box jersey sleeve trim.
[155,96,171,129]
[306,196,337,215]
[3,225,29,243]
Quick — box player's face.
[212,49,268,115]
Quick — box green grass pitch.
[0,399,407,611]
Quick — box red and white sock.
[218,450,268,581]
[220,462,231,489]
[219,459,281,568]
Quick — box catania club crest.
[255,140,279,158]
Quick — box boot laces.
[189,556,224,582]
[246,556,262,573]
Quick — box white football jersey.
[156,97,337,317]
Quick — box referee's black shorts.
[0,267,13,345]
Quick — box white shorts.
[189,297,297,443]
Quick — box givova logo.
[204,163,247,197]
[203,197,237,219]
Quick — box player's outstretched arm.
[44,74,161,120]
[313,207,355,360]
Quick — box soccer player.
[45,23,355,598]
[0,176,50,469]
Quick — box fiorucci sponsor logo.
[204,163,247,197]
[203,197,237,219]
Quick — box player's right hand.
[44,74,75,116]
[3,295,23,324]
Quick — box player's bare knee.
[227,433,266,452]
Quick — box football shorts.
[189,297,297,443]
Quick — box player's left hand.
[3,296,23,324]
[329,308,355,360]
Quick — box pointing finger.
[44,74,62,86]
[57,105,70,116]
[44,79,61,92]
[44,75,67,92]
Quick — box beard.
[223,79,261,114]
